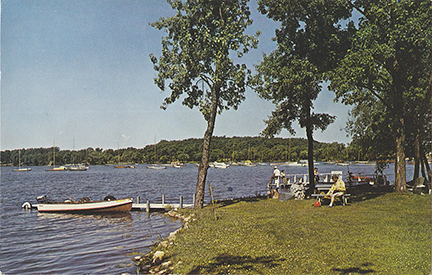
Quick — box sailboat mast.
[53,140,56,168]
[18,148,21,169]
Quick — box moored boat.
[212,162,229,169]
[66,164,89,171]
[114,165,136,168]
[146,164,166,170]
[35,195,133,213]
[12,167,32,172]
[12,147,32,172]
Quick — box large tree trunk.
[306,123,315,197]
[394,116,407,192]
[305,104,315,197]
[194,87,219,209]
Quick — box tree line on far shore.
[0,136,394,167]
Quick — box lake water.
[0,162,411,274]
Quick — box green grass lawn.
[159,192,431,274]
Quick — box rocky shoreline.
[131,210,196,274]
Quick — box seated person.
[325,175,346,207]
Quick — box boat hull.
[12,168,32,172]
[37,198,133,213]
[146,165,166,170]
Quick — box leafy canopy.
[150,0,260,121]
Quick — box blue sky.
[1,0,352,151]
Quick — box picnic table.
[311,183,351,206]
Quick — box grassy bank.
[158,192,430,274]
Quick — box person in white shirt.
[272,166,281,188]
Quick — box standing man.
[272,166,281,189]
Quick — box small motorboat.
[114,165,136,168]
[66,164,89,171]
[12,167,32,172]
[146,165,166,170]
[35,195,133,213]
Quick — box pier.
[131,195,194,211]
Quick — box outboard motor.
[36,195,50,204]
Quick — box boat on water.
[35,195,133,213]
[146,164,167,170]
[12,147,32,172]
[46,166,68,171]
[45,141,67,171]
[171,162,185,168]
[241,160,257,167]
[13,167,32,172]
[211,162,229,169]
[66,164,89,171]
[114,165,136,169]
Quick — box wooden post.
[162,194,165,205]
[136,196,140,204]
[146,200,150,212]
[193,193,196,205]
[180,196,183,209]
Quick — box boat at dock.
[32,195,133,213]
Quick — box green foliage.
[0,137,353,166]
[166,193,431,274]
[329,0,431,162]
[150,0,260,120]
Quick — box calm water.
[0,163,409,274]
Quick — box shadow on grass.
[188,253,285,274]
[347,185,394,203]
[331,262,376,274]
[213,195,267,208]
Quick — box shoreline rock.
[132,210,196,274]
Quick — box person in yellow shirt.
[326,175,346,207]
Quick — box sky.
[1,0,352,151]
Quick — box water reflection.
[36,211,133,222]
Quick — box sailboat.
[114,143,136,168]
[146,140,166,170]
[46,141,67,171]
[66,138,89,171]
[12,147,31,172]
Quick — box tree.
[329,0,431,192]
[150,0,260,208]
[254,0,351,195]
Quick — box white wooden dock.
[132,195,194,212]
[131,202,193,211]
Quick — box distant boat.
[146,137,165,170]
[212,162,229,169]
[66,164,89,171]
[242,160,257,167]
[146,164,166,170]
[66,139,89,171]
[113,142,136,168]
[171,162,185,168]
[46,141,67,171]
[12,147,32,172]
[114,165,136,169]
[35,195,133,213]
